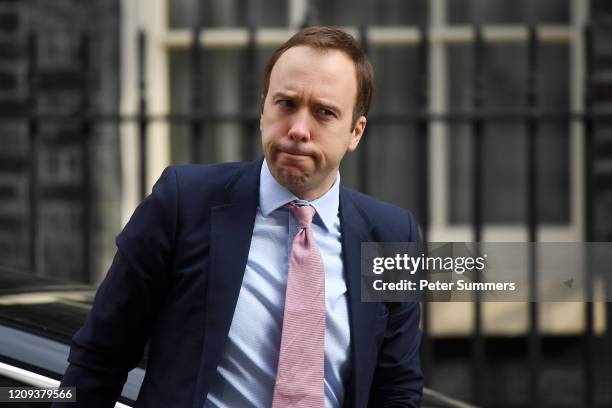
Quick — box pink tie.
[272,203,326,408]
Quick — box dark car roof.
[0,266,148,404]
[0,266,95,344]
[0,265,92,294]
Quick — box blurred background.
[0,0,611,406]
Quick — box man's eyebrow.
[313,99,342,115]
[270,91,298,100]
[270,91,343,115]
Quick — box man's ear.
[259,94,265,132]
[347,116,367,152]
[260,94,265,114]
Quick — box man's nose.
[288,110,311,142]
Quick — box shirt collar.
[259,159,340,232]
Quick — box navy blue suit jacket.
[57,159,423,407]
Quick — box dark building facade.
[1,1,612,406]
[0,0,121,282]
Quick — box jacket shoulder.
[342,186,415,220]
[150,162,253,221]
[341,186,419,241]
[169,161,247,191]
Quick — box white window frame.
[427,0,588,244]
[120,0,171,225]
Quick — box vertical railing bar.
[416,21,433,385]
[79,32,92,283]
[526,23,540,407]
[241,22,257,161]
[27,33,40,276]
[237,0,248,29]
[301,0,317,28]
[137,29,148,200]
[471,23,485,406]
[190,23,203,164]
[583,23,595,408]
[417,24,430,248]
[359,25,369,195]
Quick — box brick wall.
[0,0,28,270]
[0,0,121,283]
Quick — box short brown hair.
[261,26,374,128]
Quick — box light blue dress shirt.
[204,160,352,408]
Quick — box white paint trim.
[119,0,141,226]
[145,0,171,190]
[428,225,580,242]
[288,0,307,28]
[429,0,449,234]
[367,27,421,44]
[160,25,572,49]
[165,28,298,48]
[570,0,589,241]
[119,0,171,226]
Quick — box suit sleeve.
[368,211,424,407]
[53,167,178,408]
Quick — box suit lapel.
[339,188,382,407]
[194,159,262,408]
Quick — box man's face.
[260,45,366,201]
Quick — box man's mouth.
[279,148,311,157]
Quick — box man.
[56,26,423,407]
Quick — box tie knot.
[287,202,315,228]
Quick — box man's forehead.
[269,46,358,102]
[272,46,355,74]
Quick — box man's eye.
[278,100,294,109]
[319,108,335,118]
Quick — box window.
[447,43,570,224]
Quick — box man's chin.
[277,169,309,190]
